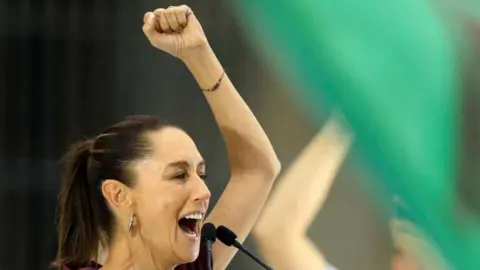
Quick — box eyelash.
[173,172,208,180]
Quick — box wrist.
[181,46,224,90]
[179,43,213,63]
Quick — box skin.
[253,116,438,270]
[102,127,210,269]
[253,114,353,270]
[391,220,451,270]
[98,5,281,270]
[393,252,420,270]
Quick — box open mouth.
[178,212,203,237]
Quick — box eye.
[199,173,208,180]
[173,172,188,180]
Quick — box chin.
[175,245,201,264]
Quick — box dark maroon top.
[62,243,210,270]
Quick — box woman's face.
[130,127,211,263]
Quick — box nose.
[192,177,211,203]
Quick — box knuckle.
[166,10,175,18]
[160,15,168,25]
[153,8,164,15]
[180,5,190,12]
[173,8,184,16]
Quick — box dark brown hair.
[54,115,171,269]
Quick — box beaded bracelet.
[202,71,225,92]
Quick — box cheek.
[135,185,189,228]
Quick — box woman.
[54,5,280,270]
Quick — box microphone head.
[216,225,237,246]
[201,223,217,243]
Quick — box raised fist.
[142,5,209,59]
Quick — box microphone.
[216,225,273,270]
[200,223,216,270]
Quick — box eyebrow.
[166,160,205,169]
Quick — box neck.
[102,232,175,270]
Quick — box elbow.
[232,156,281,180]
[267,158,282,179]
[256,158,281,183]
[262,153,281,179]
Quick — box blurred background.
[1,0,478,269]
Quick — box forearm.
[253,117,349,270]
[254,116,353,235]
[255,234,329,270]
[182,46,280,176]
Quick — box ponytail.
[55,140,100,269]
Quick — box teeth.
[184,213,203,220]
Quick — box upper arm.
[205,172,277,270]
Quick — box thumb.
[142,12,158,39]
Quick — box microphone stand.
[206,240,213,270]
[234,243,273,270]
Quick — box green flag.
[235,0,480,268]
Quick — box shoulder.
[175,242,210,270]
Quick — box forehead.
[146,126,202,163]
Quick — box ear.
[101,179,134,211]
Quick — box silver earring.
[127,213,134,233]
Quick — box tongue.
[178,218,197,235]
[179,224,195,234]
